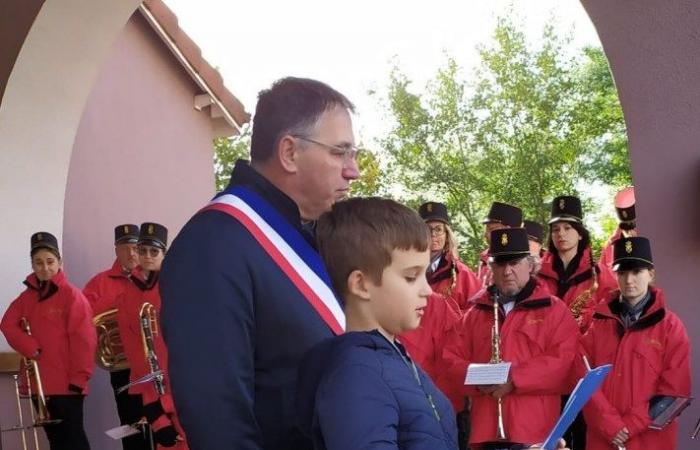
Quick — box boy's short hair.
[316,197,430,297]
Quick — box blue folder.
[541,364,612,450]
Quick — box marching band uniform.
[401,202,480,413]
[116,223,188,449]
[443,228,578,449]
[477,203,524,286]
[84,224,149,450]
[1,232,95,450]
[582,237,691,450]
[85,225,140,315]
[598,188,637,292]
[537,196,615,334]
[523,220,545,258]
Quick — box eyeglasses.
[292,135,362,161]
[137,247,162,257]
[428,225,446,237]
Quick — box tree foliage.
[376,16,630,265]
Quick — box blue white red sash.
[200,186,345,335]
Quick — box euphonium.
[20,318,53,427]
[490,298,507,441]
[93,308,129,371]
[140,303,165,395]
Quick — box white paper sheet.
[464,362,511,385]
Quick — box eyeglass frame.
[291,135,363,161]
[428,224,447,237]
[137,246,163,257]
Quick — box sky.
[164,0,602,143]
[163,0,615,231]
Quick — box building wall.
[0,4,217,449]
[63,12,216,450]
[582,0,700,442]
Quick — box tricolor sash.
[200,186,345,335]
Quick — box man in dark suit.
[160,77,360,450]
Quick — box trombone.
[118,303,165,395]
[1,319,62,450]
[20,318,56,427]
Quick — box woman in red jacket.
[582,236,691,450]
[116,222,188,450]
[417,201,482,315]
[0,232,96,450]
[537,196,614,333]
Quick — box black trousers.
[43,395,90,450]
[457,397,471,450]
[561,395,586,450]
[110,369,151,450]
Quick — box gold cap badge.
[426,203,433,212]
[625,240,633,254]
[622,210,628,219]
[501,233,508,246]
[123,225,129,234]
[148,224,154,235]
[559,198,566,210]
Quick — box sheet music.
[464,362,511,385]
[105,424,141,440]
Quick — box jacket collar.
[107,259,131,279]
[23,270,66,301]
[428,251,457,284]
[539,246,594,282]
[223,160,315,247]
[130,266,159,291]
[593,286,666,331]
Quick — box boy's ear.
[346,269,371,301]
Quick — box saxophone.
[490,296,507,441]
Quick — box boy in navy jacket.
[297,197,458,450]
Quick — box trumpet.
[140,303,165,395]
[490,296,507,441]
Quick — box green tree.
[573,46,631,188]
[213,124,251,192]
[349,148,385,197]
[376,16,630,265]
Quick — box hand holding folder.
[541,360,612,450]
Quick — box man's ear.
[347,269,372,301]
[278,135,299,174]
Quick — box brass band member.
[537,196,615,333]
[443,228,578,450]
[582,236,691,450]
[523,220,545,258]
[598,187,637,291]
[1,232,96,450]
[477,202,524,287]
[116,223,188,449]
[84,224,149,450]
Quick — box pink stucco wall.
[583,0,700,443]
[62,11,217,450]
